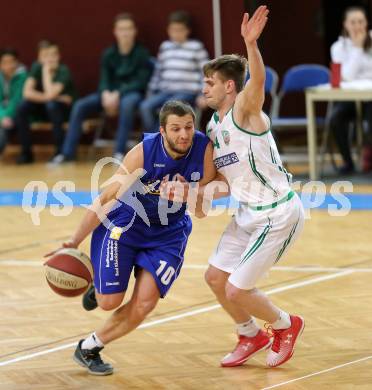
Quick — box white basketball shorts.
[208,193,305,290]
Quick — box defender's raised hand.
[241,6,269,44]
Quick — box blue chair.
[271,64,330,129]
[264,66,279,119]
[246,66,279,94]
[264,66,279,96]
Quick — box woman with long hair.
[330,5,372,174]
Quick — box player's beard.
[164,134,192,157]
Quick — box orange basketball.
[44,248,93,297]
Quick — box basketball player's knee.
[204,269,213,286]
[204,269,225,292]
[97,296,123,311]
[98,301,120,311]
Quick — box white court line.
[262,354,372,389]
[0,269,352,368]
[272,265,372,273]
[0,304,222,368]
[0,259,44,266]
[182,264,372,273]
[2,260,372,273]
[265,270,353,294]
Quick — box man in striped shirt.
[139,10,208,133]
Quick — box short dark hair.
[114,13,136,25]
[38,40,51,51]
[159,100,195,128]
[0,48,19,61]
[37,40,59,52]
[168,10,192,29]
[203,54,247,92]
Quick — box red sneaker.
[221,329,272,367]
[266,315,305,368]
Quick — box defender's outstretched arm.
[235,6,269,117]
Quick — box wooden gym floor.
[0,162,372,389]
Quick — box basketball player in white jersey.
[162,6,305,368]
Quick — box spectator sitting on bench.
[139,10,209,133]
[51,13,151,165]
[15,41,77,164]
[0,48,27,156]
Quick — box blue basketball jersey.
[108,130,210,226]
[91,130,210,296]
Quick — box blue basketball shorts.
[90,215,192,298]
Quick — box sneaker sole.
[267,316,305,368]
[221,338,273,368]
[82,286,98,311]
[73,355,114,376]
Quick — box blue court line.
[213,193,372,210]
[0,191,93,207]
[0,191,371,210]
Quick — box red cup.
[330,62,341,88]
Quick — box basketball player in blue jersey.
[46,100,215,375]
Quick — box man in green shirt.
[0,49,27,155]
[15,41,76,164]
[51,13,151,164]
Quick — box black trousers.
[329,101,372,167]
[15,100,70,155]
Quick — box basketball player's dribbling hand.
[241,5,269,44]
[44,239,78,258]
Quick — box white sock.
[81,332,104,350]
[271,310,291,330]
[237,318,260,337]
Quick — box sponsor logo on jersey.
[109,226,123,240]
[144,179,161,195]
[106,281,120,286]
[222,130,230,145]
[105,240,120,276]
[154,163,166,167]
[214,152,239,169]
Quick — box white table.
[305,85,372,180]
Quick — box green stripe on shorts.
[275,214,300,263]
[236,218,273,269]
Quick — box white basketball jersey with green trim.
[207,108,292,207]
